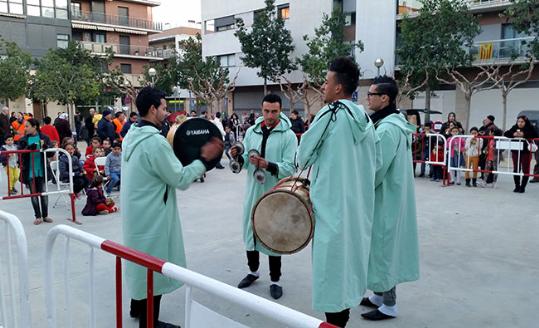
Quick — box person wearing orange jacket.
[11,112,26,142]
[112,111,126,140]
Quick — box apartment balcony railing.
[470,37,534,63]
[467,0,511,8]
[71,10,162,31]
[398,0,510,16]
[79,41,165,59]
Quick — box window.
[204,19,215,33]
[218,54,235,67]
[119,35,130,55]
[93,32,106,43]
[118,6,128,25]
[344,12,356,26]
[215,15,235,32]
[0,0,23,15]
[70,2,81,17]
[278,4,290,20]
[57,34,69,49]
[120,63,132,74]
[25,0,69,18]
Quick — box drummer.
[296,57,378,327]
[230,94,297,300]
[121,87,223,327]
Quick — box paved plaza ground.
[1,159,538,328]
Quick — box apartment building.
[201,0,538,128]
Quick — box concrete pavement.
[1,162,538,327]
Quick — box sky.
[152,0,202,29]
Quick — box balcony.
[79,41,165,60]
[470,37,534,64]
[467,0,511,10]
[397,0,511,18]
[71,10,163,32]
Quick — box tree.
[298,11,363,110]
[30,42,106,128]
[505,0,539,59]
[436,66,501,129]
[235,0,295,94]
[278,76,301,113]
[142,51,183,93]
[398,0,480,122]
[0,40,32,102]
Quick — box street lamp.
[148,67,157,86]
[374,58,384,77]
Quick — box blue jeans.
[107,172,121,193]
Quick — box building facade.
[201,0,539,129]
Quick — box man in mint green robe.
[297,57,378,328]
[232,94,297,300]
[121,87,223,328]
[361,76,419,321]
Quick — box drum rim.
[251,188,314,255]
[172,118,223,170]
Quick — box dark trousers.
[73,175,89,194]
[246,250,281,282]
[512,152,532,188]
[130,295,162,328]
[325,308,350,327]
[374,286,397,306]
[28,177,48,218]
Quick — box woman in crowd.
[504,115,538,193]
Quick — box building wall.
[105,0,152,20]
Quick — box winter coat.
[121,123,206,300]
[297,99,379,312]
[82,187,107,216]
[59,152,83,182]
[240,113,297,256]
[504,124,538,153]
[97,118,116,142]
[18,133,52,184]
[54,118,72,143]
[368,113,420,292]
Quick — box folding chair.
[94,156,111,197]
[49,160,71,209]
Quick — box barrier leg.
[69,193,81,225]
[115,257,123,328]
[147,269,154,328]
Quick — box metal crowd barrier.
[0,210,31,328]
[0,148,79,224]
[412,133,449,185]
[45,225,336,328]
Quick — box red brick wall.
[106,0,152,20]
[110,58,150,74]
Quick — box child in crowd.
[464,127,483,187]
[484,128,501,187]
[82,176,117,216]
[102,138,112,156]
[85,136,102,157]
[419,122,433,178]
[59,143,89,195]
[224,125,236,160]
[0,134,20,195]
[105,141,121,194]
[83,147,105,181]
[430,141,445,182]
[448,126,465,185]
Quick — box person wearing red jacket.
[40,116,60,145]
[83,147,105,181]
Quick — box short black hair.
[470,126,479,133]
[112,141,122,149]
[129,112,138,118]
[372,75,399,105]
[291,110,299,115]
[328,57,360,96]
[43,116,52,125]
[261,93,282,108]
[27,118,40,132]
[216,112,221,118]
[135,87,166,117]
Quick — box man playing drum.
[360,76,419,320]
[297,57,379,327]
[121,87,223,328]
[230,94,297,300]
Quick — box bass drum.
[251,177,314,255]
[167,118,223,171]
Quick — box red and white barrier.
[0,210,31,328]
[45,225,336,328]
[0,148,79,223]
[412,133,449,184]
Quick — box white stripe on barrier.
[0,210,31,328]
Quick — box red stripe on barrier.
[101,240,166,273]
[147,269,154,328]
[319,323,339,328]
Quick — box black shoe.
[519,187,526,193]
[270,284,283,300]
[418,174,424,178]
[156,321,181,328]
[513,186,520,192]
[360,297,379,309]
[215,163,225,169]
[361,309,395,321]
[237,274,258,289]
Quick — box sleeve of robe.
[297,107,332,169]
[150,136,206,190]
[275,131,297,179]
[375,125,399,188]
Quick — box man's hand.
[249,154,268,169]
[201,137,224,162]
[230,146,240,158]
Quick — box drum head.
[252,190,313,254]
[173,118,223,170]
